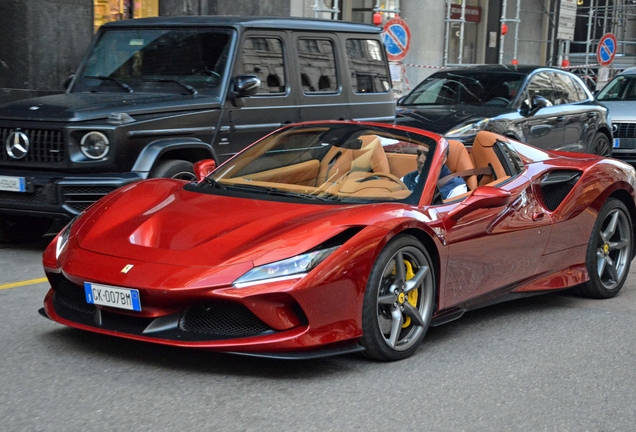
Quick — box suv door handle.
[556,116,565,122]
[587,112,597,118]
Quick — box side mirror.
[63,74,75,91]
[448,186,512,220]
[193,159,216,182]
[529,94,550,115]
[234,75,261,97]
[397,96,407,105]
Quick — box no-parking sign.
[597,33,617,67]
[382,17,411,62]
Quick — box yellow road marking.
[0,277,48,290]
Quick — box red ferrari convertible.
[41,121,636,361]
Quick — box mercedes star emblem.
[6,131,30,160]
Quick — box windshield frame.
[70,26,237,99]
[190,123,439,206]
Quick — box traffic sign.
[597,33,617,66]
[382,17,411,62]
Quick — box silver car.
[596,67,636,163]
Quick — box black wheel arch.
[131,138,217,179]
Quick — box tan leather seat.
[316,136,390,185]
[446,139,478,190]
[470,131,509,186]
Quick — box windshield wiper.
[225,183,337,201]
[142,79,198,95]
[84,75,134,93]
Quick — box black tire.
[574,198,632,298]
[360,234,435,361]
[0,214,53,243]
[591,132,612,157]
[149,160,196,180]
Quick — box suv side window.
[345,39,390,93]
[526,72,555,105]
[297,38,338,93]
[552,72,583,104]
[240,37,286,94]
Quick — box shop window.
[94,0,159,32]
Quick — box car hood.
[596,100,636,121]
[395,104,512,134]
[74,179,383,268]
[0,92,220,122]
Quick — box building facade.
[1,0,633,104]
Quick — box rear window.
[345,39,390,93]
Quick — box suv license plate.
[0,175,26,192]
[614,138,620,148]
[84,282,141,311]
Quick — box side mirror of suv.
[234,75,261,97]
[231,75,261,107]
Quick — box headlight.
[80,131,110,160]
[233,246,339,288]
[55,218,77,260]
[446,118,490,138]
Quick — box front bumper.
[0,168,141,219]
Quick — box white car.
[596,67,636,164]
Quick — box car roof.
[101,15,382,34]
[618,67,636,76]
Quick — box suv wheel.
[149,160,196,180]
[0,215,53,243]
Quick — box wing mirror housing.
[63,74,75,91]
[448,186,512,220]
[231,74,261,107]
[193,159,217,182]
[529,94,550,116]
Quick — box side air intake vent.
[539,170,581,211]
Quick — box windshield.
[72,28,233,98]
[401,71,526,107]
[597,75,636,101]
[204,124,437,204]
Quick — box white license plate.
[614,138,620,148]
[84,282,141,311]
[0,175,26,192]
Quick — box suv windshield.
[402,71,526,107]
[597,74,636,101]
[203,124,437,204]
[72,28,233,98]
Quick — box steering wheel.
[355,172,409,190]
[193,69,221,84]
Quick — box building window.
[94,0,159,32]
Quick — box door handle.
[532,212,545,221]
[587,112,597,118]
[556,116,565,122]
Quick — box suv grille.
[0,128,65,162]
[62,186,118,213]
[613,123,636,149]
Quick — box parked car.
[0,16,394,242]
[395,65,613,157]
[596,67,636,164]
[41,121,635,361]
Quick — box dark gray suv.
[0,16,394,242]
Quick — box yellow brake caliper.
[402,260,418,328]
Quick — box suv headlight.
[233,246,339,288]
[446,118,490,138]
[80,131,110,160]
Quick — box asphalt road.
[2,235,636,431]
